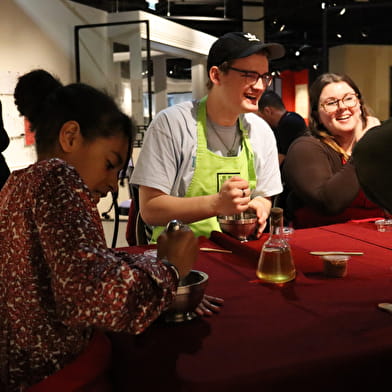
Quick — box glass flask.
[256,207,296,283]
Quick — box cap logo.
[243,33,260,42]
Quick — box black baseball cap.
[207,32,285,73]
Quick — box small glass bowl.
[322,255,350,278]
[375,219,392,232]
[279,226,295,242]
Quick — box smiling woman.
[282,72,386,229]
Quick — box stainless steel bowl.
[218,211,258,241]
[164,270,209,323]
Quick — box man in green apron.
[131,32,284,242]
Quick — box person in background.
[353,118,392,214]
[282,72,386,229]
[0,99,11,189]
[131,32,285,242]
[258,90,306,165]
[0,73,198,391]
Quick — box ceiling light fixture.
[279,24,286,32]
[299,44,311,51]
[166,15,235,21]
[336,33,342,38]
[166,0,171,17]
[147,0,158,10]
[339,8,346,15]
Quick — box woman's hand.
[194,294,224,317]
[364,116,381,132]
[357,115,381,142]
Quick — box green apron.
[151,96,256,241]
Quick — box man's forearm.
[140,193,220,226]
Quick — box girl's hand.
[194,294,224,317]
[157,228,198,278]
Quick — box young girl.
[0,74,198,391]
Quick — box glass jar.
[256,207,296,283]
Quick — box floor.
[101,218,130,248]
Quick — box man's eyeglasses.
[320,93,358,113]
[227,66,274,87]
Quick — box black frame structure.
[74,19,153,125]
[75,20,153,247]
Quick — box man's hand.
[215,176,250,216]
[248,196,272,237]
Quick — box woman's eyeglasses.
[227,66,274,87]
[321,93,358,113]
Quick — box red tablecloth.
[210,221,392,276]
[320,220,392,250]
[110,227,392,391]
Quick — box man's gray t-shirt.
[131,100,282,198]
